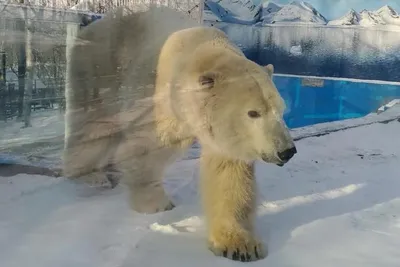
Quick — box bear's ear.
[198,72,216,90]
[265,64,274,77]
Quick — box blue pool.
[274,74,400,129]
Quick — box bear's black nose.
[278,146,297,162]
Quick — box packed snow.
[1,104,400,266]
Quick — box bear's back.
[67,6,199,111]
[66,6,200,134]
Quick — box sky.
[262,0,400,20]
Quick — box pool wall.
[274,74,400,129]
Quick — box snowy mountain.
[260,1,282,22]
[204,0,262,25]
[204,0,327,25]
[328,5,400,27]
[359,9,387,26]
[261,1,328,25]
[327,9,360,26]
[376,5,400,26]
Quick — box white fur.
[64,6,296,262]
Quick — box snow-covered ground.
[1,102,400,169]
[0,110,65,169]
[0,105,400,266]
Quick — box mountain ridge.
[203,0,400,27]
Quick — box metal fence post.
[0,51,6,121]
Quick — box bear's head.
[178,48,297,166]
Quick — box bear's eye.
[247,110,261,118]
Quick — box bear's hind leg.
[124,167,176,214]
[116,141,183,214]
[63,127,120,188]
[200,152,267,262]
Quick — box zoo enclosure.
[0,0,202,124]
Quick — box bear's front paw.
[208,232,267,262]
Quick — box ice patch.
[290,45,302,56]
[150,216,203,234]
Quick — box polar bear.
[63,6,297,262]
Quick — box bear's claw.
[131,198,176,214]
[222,246,257,262]
[155,201,175,213]
[129,183,176,214]
[69,172,115,189]
[208,237,267,262]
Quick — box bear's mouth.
[261,154,285,166]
